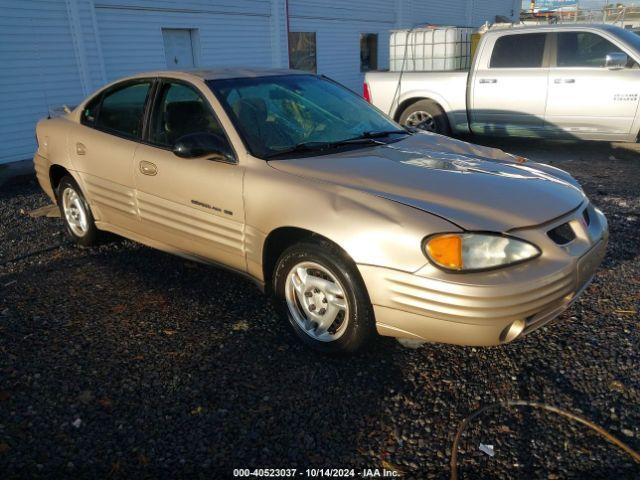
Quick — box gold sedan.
[34,69,608,354]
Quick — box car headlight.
[423,233,540,272]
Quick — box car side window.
[81,94,101,127]
[490,33,547,68]
[557,32,626,68]
[149,82,224,148]
[95,81,151,139]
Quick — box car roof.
[123,67,310,82]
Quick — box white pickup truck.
[364,24,640,142]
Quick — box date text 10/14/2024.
[233,468,401,477]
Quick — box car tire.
[56,175,101,246]
[399,99,450,135]
[273,239,376,355]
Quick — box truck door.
[545,30,640,137]
[469,32,550,137]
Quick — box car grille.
[547,222,576,245]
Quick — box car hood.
[268,133,586,232]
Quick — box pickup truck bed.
[366,70,470,134]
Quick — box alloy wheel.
[405,110,437,132]
[284,261,350,342]
[62,187,89,237]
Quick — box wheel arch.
[49,164,72,197]
[394,94,450,122]
[394,96,425,122]
[261,226,354,293]
[245,168,443,289]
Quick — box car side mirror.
[173,133,235,162]
[605,52,628,70]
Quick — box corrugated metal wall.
[94,0,274,81]
[0,0,85,164]
[0,0,516,165]
[288,0,395,91]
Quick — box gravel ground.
[0,138,638,479]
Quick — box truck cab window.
[490,33,546,68]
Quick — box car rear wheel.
[56,176,101,246]
[399,99,450,135]
[273,240,376,354]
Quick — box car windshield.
[207,75,405,159]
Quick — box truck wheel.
[56,175,101,246]
[272,240,376,355]
[399,99,450,135]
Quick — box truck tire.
[399,99,450,135]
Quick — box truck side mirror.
[605,52,628,70]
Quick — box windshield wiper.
[361,129,410,138]
[263,141,341,159]
[264,137,380,159]
[263,130,410,159]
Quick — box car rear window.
[490,33,547,68]
[95,81,151,139]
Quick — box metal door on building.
[162,29,195,68]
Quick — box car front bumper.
[358,203,608,346]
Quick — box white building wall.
[288,0,396,90]
[398,0,469,27]
[269,0,288,68]
[0,0,86,164]
[0,0,516,165]
[287,0,516,92]
[94,0,274,81]
[76,0,108,89]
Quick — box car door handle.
[479,78,497,84]
[139,161,157,176]
[76,142,86,155]
[554,78,575,84]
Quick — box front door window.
[149,82,224,148]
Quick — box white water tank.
[389,26,475,72]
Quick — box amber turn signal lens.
[426,234,462,270]
[425,233,540,272]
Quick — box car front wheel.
[273,240,376,354]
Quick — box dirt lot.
[0,138,639,479]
